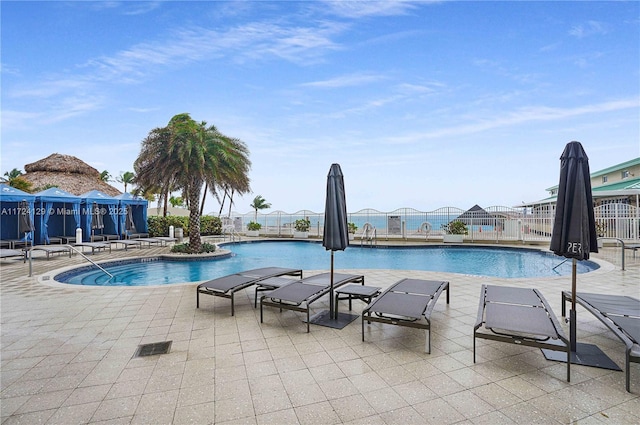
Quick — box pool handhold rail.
[29,244,113,279]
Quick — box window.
[621,170,630,179]
[602,175,608,183]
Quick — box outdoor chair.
[108,239,143,250]
[561,291,639,392]
[474,284,570,382]
[0,248,25,261]
[27,245,73,260]
[74,241,111,255]
[196,267,303,316]
[260,272,365,332]
[361,278,449,353]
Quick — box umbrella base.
[542,342,621,371]
[307,310,359,329]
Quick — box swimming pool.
[54,241,599,286]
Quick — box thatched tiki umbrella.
[22,153,120,196]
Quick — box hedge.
[147,215,222,237]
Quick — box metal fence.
[221,203,639,243]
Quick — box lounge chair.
[27,245,73,260]
[154,236,177,245]
[196,267,303,316]
[91,234,119,242]
[361,278,449,353]
[56,235,76,244]
[474,285,570,382]
[109,239,143,250]
[74,241,111,255]
[132,237,164,247]
[623,243,640,258]
[0,248,25,261]
[260,272,365,332]
[561,291,639,391]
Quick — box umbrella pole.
[570,258,577,352]
[330,251,335,320]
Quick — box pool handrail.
[28,244,113,279]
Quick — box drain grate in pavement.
[133,341,172,358]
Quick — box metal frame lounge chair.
[474,285,570,382]
[361,278,449,353]
[131,237,163,247]
[260,272,365,332]
[197,267,303,316]
[74,242,111,255]
[0,248,25,261]
[108,239,143,250]
[561,291,639,392]
[154,236,177,245]
[27,245,73,260]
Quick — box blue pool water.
[55,241,599,286]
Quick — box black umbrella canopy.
[550,141,598,260]
[548,141,603,362]
[323,163,349,252]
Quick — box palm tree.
[250,195,271,221]
[117,171,135,193]
[99,170,112,182]
[135,113,251,252]
[169,195,184,208]
[4,168,22,184]
[10,177,32,192]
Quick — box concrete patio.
[1,242,638,424]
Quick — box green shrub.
[442,220,468,235]
[294,218,310,232]
[247,221,261,231]
[147,215,222,237]
[170,242,216,254]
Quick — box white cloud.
[387,98,640,144]
[301,72,386,88]
[569,20,608,38]
[321,0,421,18]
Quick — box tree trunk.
[163,188,169,217]
[200,182,208,216]
[218,191,227,217]
[188,180,203,253]
[227,190,235,217]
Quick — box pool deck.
[1,240,638,424]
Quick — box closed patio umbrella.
[544,141,619,370]
[126,205,137,234]
[91,202,104,240]
[309,163,358,328]
[18,200,34,246]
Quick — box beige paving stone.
[45,401,100,425]
[172,401,215,425]
[294,400,341,425]
[0,245,638,424]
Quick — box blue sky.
[2,1,639,214]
